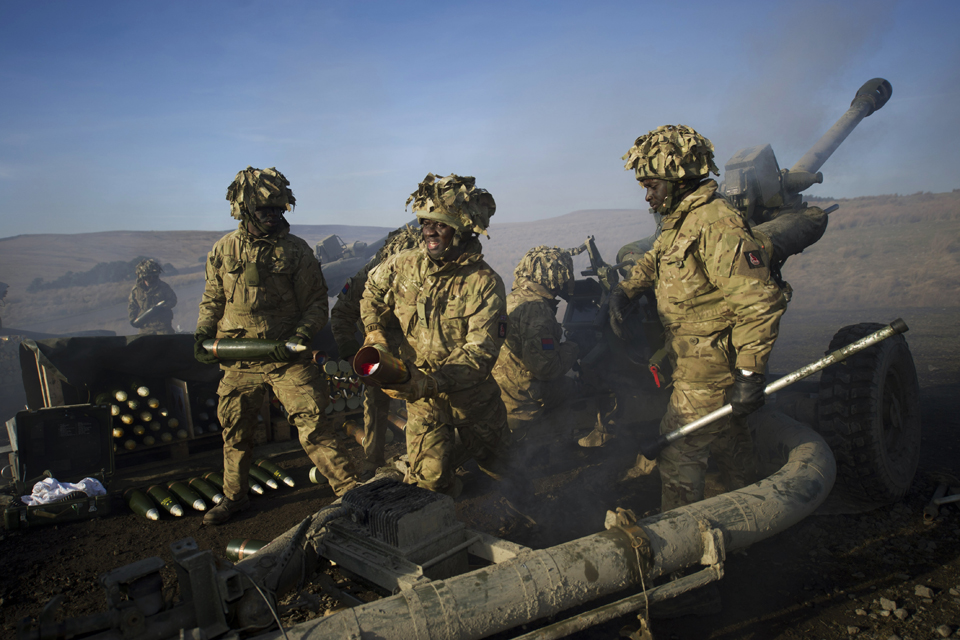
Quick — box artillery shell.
[308,467,328,485]
[205,397,217,408]
[167,481,207,512]
[338,360,352,374]
[159,408,169,417]
[114,389,128,403]
[346,396,361,411]
[176,429,189,440]
[198,411,209,422]
[167,418,179,428]
[147,397,160,409]
[146,485,183,517]
[127,399,140,411]
[112,427,124,439]
[249,481,264,495]
[188,477,224,505]
[201,338,308,360]
[333,398,346,412]
[133,385,151,398]
[139,411,152,423]
[110,404,120,416]
[120,414,134,425]
[343,419,365,446]
[254,459,295,488]
[248,465,279,490]
[149,421,162,432]
[143,435,156,446]
[133,425,146,436]
[123,488,160,521]
[225,538,269,561]
[123,439,136,451]
[160,432,173,443]
[323,360,339,375]
[94,392,113,405]
[203,471,225,490]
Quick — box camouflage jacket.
[361,238,506,394]
[620,180,786,373]
[330,262,408,360]
[197,223,328,372]
[493,278,578,395]
[128,280,177,329]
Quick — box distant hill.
[1,191,958,336]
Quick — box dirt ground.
[1,306,958,640]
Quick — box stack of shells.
[192,394,222,436]
[95,382,186,453]
[322,359,364,414]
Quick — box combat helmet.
[135,259,163,279]
[405,173,496,237]
[622,125,719,183]
[514,246,575,294]
[226,167,296,220]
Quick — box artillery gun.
[18,79,921,640]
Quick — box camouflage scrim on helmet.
[405,173,496,236]
[513,245,574,292]
[135,258,163,278]
[376,225,421,261]
[226,167,296,220]
[623,125,720,182]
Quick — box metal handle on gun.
[637,318,910,460]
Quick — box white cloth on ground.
[21,477,107,506]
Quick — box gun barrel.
[790,78,892,175]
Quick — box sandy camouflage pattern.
[134,258,163,278]
[493,278,578,436]
[329,225,420,470]
[406,173,496,236]
[361,237,509,494]
[198,220,357,496]
[225,167,296,221]
[618,179,784,508]
[512,245,574,293]
[623,125,720,182]
[127,279,177,335]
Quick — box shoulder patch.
[341,281,350,295]
[744,250,764,269]
[498,314,507,339]
[541,337,555,350]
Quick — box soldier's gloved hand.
[730,370,767,417]
[271,333,310,362]
[608,286,631,340]
[193,327,219,365]
[382,365,438,403]
[363,326,389,348]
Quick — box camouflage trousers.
[658,329,759,511]
[501,375,576,441]
[361,384,393,470]
[405,380,511,496]
[217,364,358,500]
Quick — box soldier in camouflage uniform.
[195,167,359,525]
[493,246,579,442]
[610,125,786,511]
[128,259,177,335]
[330,225,420,473]
[361,173,510,497]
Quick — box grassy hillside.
[1,191,957,335]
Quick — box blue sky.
[1,0,958,237]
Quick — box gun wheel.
[817,322,921,507]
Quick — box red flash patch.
[744,250,764,269]
[541,338,555,351]
[498,314,507,338]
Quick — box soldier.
[128,259,177,335]
[330,225,420,474]
[195,166,359,525]
[492,246,579,444]
[0,281,7,329]
[610,125,786,511]
[361,173,510,497]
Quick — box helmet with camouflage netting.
[622,125,719,182]
[226,167,296,220]
[514,245,575,293]
[406,173,496,237]
[135,259,163,279]
[376,225,421,261]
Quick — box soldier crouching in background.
[360,173,511,498]
[609,125,785,511]
[128,259,177,335]
[194,166,359,525]
[493,246,579,452]
[330,225,420,476]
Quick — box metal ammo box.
[3,404,114,530]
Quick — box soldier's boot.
[202,496,250,526]
[618,454,658,481]
[578,428,615,448]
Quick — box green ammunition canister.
[254,459,295,488]
[146,485,183,517]
[188,477,224,505]
[248,465,279,490]
[123,488,160,521]
[203,471,225,490]
[225,538,269,561]
[166,481,207,512]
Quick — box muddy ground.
[0,306,958,640]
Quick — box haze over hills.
[1,191,958,337]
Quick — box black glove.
[608,287,630,340]
[729,371,766,417]
[271,333,309,362]
[193,327,219,365]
